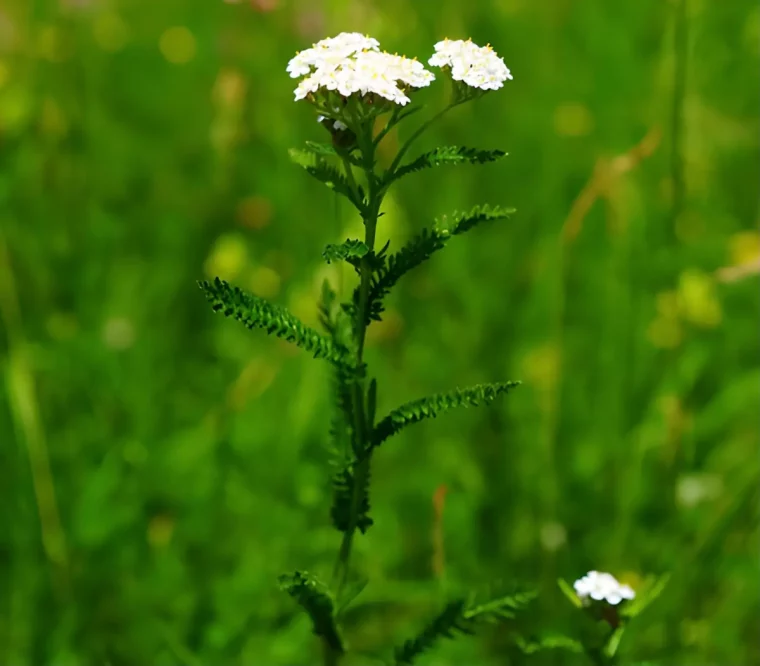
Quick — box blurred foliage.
[1,0,758,664]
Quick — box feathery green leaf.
[465,588,538,622]
[438,203,517,236]
[364,205,514,323]
[373,381,520,448]
[322,239,370,266]
[394,589,535,665]
[394,601,474,665]
[199,278,350,365]
[278,571,344,653]
[288,148,365,209]
[392,146,507,182]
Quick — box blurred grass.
[1,0,758,664]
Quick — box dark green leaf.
[278,571,344,653]
[199,278,350,366]
[373,381,520,448]
[394,589,535,665]
[288,148,365,209]
[394,601,473,665]
[392,146,507,182]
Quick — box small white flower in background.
[288,32,434,108]
[429,38,512,91]
[573,571,635,606]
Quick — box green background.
[1,0,758,664]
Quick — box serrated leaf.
[199,278,351,366]
[464,588,538,622]
[322,239,369,265]
[394,589,535,665]
[278,571,344,653]
[289,148,365,209]
[373,381,520,448]
[392,146,507,181]
[363,205,514,324]
[437,203,517,235]
[393,601,473,665]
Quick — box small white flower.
[429,38,512,91]
[287,32,380,78]
[573,571,635,606]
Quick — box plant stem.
[387,103,458,178]
[333,134,381,601]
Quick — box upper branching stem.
[386,103,459,181]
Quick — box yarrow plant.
[199,29,665,665]
[550,571,670,666]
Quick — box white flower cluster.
[429,38,512,91]
[573,571,636,606]
[287,32,434,106]
[286,32,380,78]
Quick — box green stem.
[387,103,458,178]
[333,132,381,601]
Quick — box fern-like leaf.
[373,381,520,448]
[392,146,507,182]
[465,588,538,622]
[278,571,344,653]
[394,588,537,665]
[322,239,369,266]
[364,205,514,323]
[199,278,350,365]
[289,148,365,210]
[393,601,474,665]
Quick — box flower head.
[288,33,434,111]
[429,38,512,91]
[573,571,635,606]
